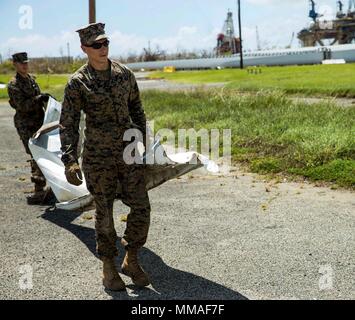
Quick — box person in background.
[7,52,52,205]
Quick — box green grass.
[141,89,355,188]
[1,63,355,100]
[289,160,355,187]
[1,70,354,188]
[0,74,69,101]
[150,64,355,97]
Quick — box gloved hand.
[40,93,51,103]
[43,93,51,102]
[64,163,83,186]
[35,93,51,104]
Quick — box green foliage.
[0,58,86,100]
[1,66,354,188]
[250,158,282,174]
[150,64,355,97]
[288,160,355,187]
[0,60,15,74]
[0,74,69,101]
[141,89,355,188]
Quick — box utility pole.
[256,26,261,51]
[237,0,244,69]
[89,0,96,23]
[67,42,71,63]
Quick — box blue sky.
[0,0,342,58]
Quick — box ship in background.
[127,2,355,71]
[298,0,355,46]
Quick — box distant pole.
[237,0,244,69]
[89,0,96,23]
[67,42,71,63]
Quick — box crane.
[308,0,322,22]
[286,32,295,49]
[337,1,345,18]
[256,26,261,51]
[348,0,355,13]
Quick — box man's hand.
[64,163,83,186]
[39,93,51,103]
[40,93,51,103]
[35,93,51,104]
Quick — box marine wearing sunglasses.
[87,39,110,49]
[81,38,110,71]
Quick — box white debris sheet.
[29,98,219,211]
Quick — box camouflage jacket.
[60,60,147,166]
[7,73,44,132]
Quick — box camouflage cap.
[12,52,29,63]
[76,22,108,46]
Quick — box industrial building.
[126,2,355,71]
[215,10,241,55]
[298,0,355,46]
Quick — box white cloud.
[148,26,219,53]
[1,1,335,60]
[109,30,147,55]
[1,26,222,59]
[318,4,334,20]
[109,25,219,57]
[1,31,81,58]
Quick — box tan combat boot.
[102,257,126,291]
[121,249,150,287]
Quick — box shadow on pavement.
[42,207,97,256]
[42,208,248,300]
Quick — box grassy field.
[150,64,355,98]
[1,64,355,100]
[0,74,69,101]
[141,90,355,188]
[1,70,354,188]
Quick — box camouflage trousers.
[20,135,46,191]
[83,162,151,258]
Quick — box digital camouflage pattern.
[60,60,150,258]
[76,22,108,46]
[7,73,46,190]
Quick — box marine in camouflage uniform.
[60,23,151,291]
[7,52,51,204]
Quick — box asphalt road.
[136,76,226,92]
[0,94,354,300]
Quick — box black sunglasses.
[88,39,110,49]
